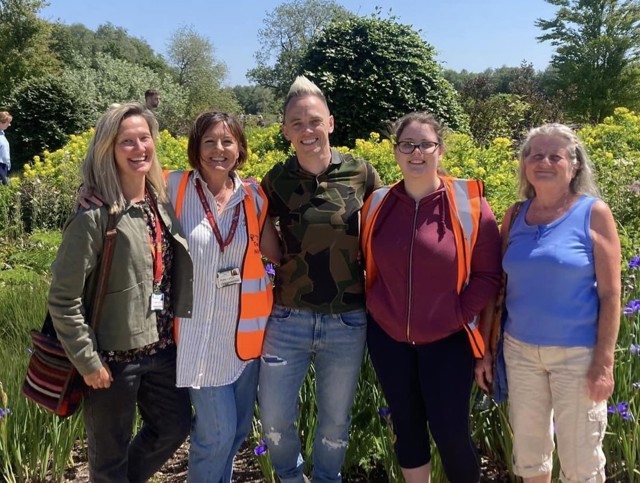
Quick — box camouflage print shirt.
[261,149,381,314]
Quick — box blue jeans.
[187,361,259,483]
[258,306,367,483]
[83,346,191,483]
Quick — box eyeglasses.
[396,141,440,154]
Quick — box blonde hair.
[283,76,329,121]
[518,123,599,199]
[82,103,166,214]
[0,111,12,124]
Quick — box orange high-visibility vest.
[361,176,486,358]
[169,170,273,361]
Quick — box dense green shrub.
[8,74,94,169]
[579,108,640,258]
[300,15,468,147]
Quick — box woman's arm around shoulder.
[588,199,621,402]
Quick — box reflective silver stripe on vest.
[452,179,476,252]
[242,277,269,293]
[451,179,481,334]
[238,316,269,332]
[250,183,266,213]
[365,187,391,223]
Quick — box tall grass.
[0,272,84,482]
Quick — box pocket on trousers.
[338,310,367,329]
[269,305,292,321]
[586,404,607,447]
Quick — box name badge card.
[150,291,164,311]
[216,268,242,288]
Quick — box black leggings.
[367,318,480,483]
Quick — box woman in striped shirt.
[166,112,280,483]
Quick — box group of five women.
[49,77,620,483]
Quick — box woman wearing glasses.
[361,112,502,482]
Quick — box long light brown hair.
[82,103,166,213]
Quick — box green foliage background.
[300,15,468,147]
[2,115,640,481]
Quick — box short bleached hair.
[283,76,329,121]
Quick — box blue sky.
[40,0,559,86]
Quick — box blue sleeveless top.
[503,195,598,347]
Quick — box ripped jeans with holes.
[257,305,367,483]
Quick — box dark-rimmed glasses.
[395,141,439,154]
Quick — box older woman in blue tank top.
[500,124,620,483]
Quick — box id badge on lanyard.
[216,268,242,288]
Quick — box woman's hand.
[75,186,104,210]
[474,353,493,393]
[83,364,113,389]
[587,361,614,402]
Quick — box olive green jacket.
[49,198,193,376]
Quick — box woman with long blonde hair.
[49,103,193,483]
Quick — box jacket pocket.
[98,281,147,343]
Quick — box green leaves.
[300,16,467,147]
[537,0,640,122]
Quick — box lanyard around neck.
[146,194,165,289]
[194,178,241,253]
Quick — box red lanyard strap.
[194,178,241,253]
[146,194,165,288]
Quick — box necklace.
[211,177,234,210]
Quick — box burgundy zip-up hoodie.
[366,181,502,344]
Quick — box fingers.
[83,365,113,390]
[104,364,114,382]
[474,362,490,393]
[587,379,614,403]
[74,188,103,211]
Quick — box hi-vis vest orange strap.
[360,177,486,358]
[168,170,273,361]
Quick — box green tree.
[0,0,61,103]
[50,22,171,75]
[537,0,640,122]
[232,85,279,115]
[247,0,353,98]
[300,15,467,147]
[61,53,188,134]
[454,62,563,144]
[166,25,239,117]
[8,74,93,168]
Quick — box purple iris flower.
[629,256,640,270]
[608,402,633,421]
[623,300,640,316]
[265,263,276,277]
[254,439,268,456]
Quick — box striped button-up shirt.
[171,170,251,388]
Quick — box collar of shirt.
[192,169,247,202]
[285,149,344,176]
